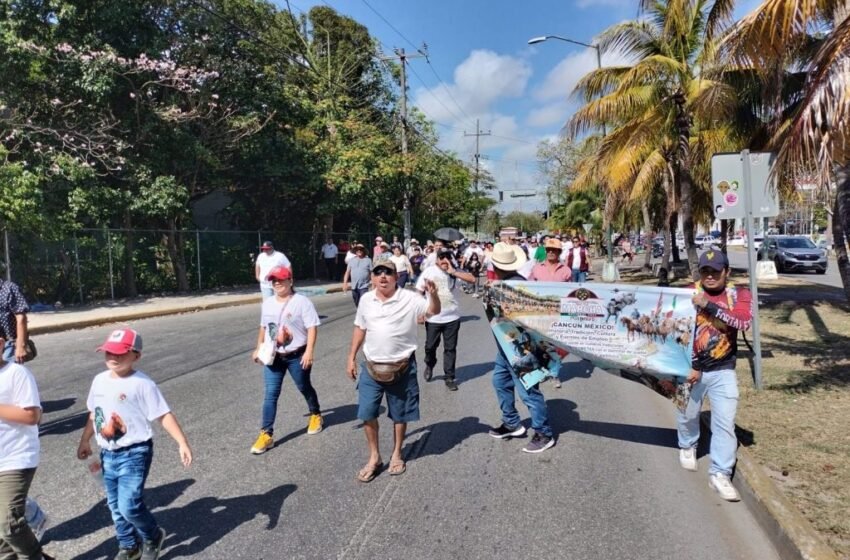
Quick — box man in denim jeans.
[486,246,555,454]
[677,250,752,501]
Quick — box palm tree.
[569,0,739,279]
[722,0,850,298]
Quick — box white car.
[744,235,765,251]
[695,235,719,248]
[727,236,745,246]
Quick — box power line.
[423,56,473,124]
[406,62,467,124]
[359,0,422,54]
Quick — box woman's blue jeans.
[492,349,553,437]
[101,441,158,550]
[262,350,320,435]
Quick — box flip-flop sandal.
[388,460,406,476]
[357,463,382,483]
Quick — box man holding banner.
[486,245,555,454]
[678,250,752,502]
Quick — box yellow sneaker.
[251,431,274,454]
[307,413,323,435]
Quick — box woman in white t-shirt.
[249,266,322,455]
[389,245,413,289]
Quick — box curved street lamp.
[528,34,617,278]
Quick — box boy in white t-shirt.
[77,329,192,560]
[0,336,52,560]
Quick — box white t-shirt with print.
[416,265,460,324]
[86,370,171,451]
[0,362,40,472]
[256,251,291,289]
[260,293,321,354]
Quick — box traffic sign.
[710,152,779,219]
[582,223,593,234]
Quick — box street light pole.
[528,34,618,280]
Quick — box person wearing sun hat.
[486,246,556,454]
[528,238,572,282]
[343,243,372,308]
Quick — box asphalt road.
[31,291,780,560]
[726,248,842,289]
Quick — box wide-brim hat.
[544,238,562,251]
[491,245,527,271]
[353,243,366,252]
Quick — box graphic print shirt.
[416,266,459,323]
[691,284,753,372]
[86,370,170,451]
[260,293,321,354]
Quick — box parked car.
[695,235,719,248]
[758,235,828,274]
[727,236,745,246]
[744,235,764,251]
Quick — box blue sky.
[281,0,762,214]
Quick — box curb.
[29,286,344,336]
[699,413,838,560]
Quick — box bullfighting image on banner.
[483,281,696,390]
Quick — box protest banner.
[483,281,696,390]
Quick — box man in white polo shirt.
[255,241,291,298]
[346,254,439,483]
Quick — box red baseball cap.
[97,328,143,355]
[266,266,292,281]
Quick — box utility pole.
[381,47,426,246]
[464,119,490,235]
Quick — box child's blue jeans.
[102,440,159,550]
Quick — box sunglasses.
[699,267,724,277]
[545,248,560,253]
[372,268,395,276]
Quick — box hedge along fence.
[1,228,388,305]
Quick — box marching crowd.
[0,226,751,559]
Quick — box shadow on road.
[402,416,490,461]
[453,362,492,384]
[41,397,76,414]
[57,481,296,560]
[548,398,678,449]
[47,479,195,546]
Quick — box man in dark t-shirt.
[677,250,752,502]
[0,279,30,363]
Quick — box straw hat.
[544,238,563,251]
[491,245,528,271]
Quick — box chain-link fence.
[1,228,393,305]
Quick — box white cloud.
[574,0,633,8]
[413,50,532,122]
[526,101,571,128]
[534,49,633,102]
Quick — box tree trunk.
[661,169,675,276]
[164,221,190,292]
[642,201,653,270]
[122,210,137,298]
[674,91,699,280]
[832,164,850,301]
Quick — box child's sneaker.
[140,527,165,560]
[307,413,323,435]
[250,431,274,454]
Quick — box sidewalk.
[28,280,344,335]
